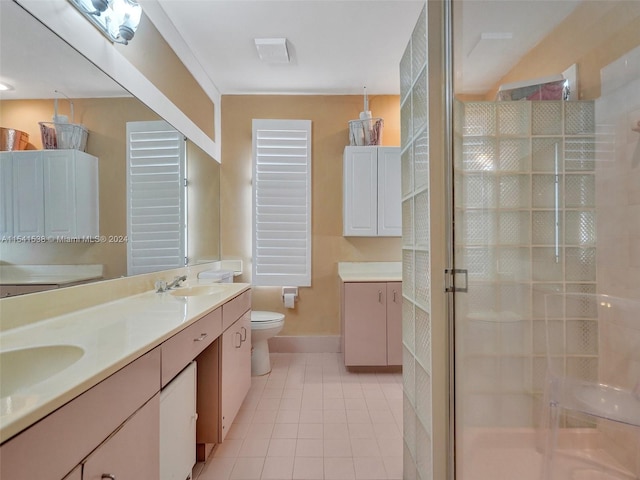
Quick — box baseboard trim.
[268,335,341,353]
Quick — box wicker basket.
[39,121,88,151]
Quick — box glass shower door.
[450,1,640,477]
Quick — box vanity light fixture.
[68,0,142,45]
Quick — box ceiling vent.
[254,38,290,64]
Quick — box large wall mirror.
[0,1,220,291]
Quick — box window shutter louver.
[127,121,186,276]
[252,119,312,287]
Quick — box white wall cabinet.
[342,281,403,366]
[343,146,401,237]
[160,362,197,480]
[0,150,99,239]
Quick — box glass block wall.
[400,5,432,480]
[453,100,597,429]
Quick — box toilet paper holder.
[282,287,298,306]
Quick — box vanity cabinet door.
[386,282,403,366]
[220,311,251,442]
[342,281,403,367]
[343,282,388,366]
[83,394,160,480]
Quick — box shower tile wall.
[453,99,597,428]
[400,5,432,480]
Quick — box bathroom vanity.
[0,273,251,480]
[338,262,403,367]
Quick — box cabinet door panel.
[220,311,251,441]
[74,151,99,237]
[44,150,76,237]
[83,394,160,480]
[344,282,388,366]
[13,151,44,236]
[386,282,403,365]
[377,148,402,237]
[0,153,13,236]
[343,147,377,236]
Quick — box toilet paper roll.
[283,293,295,309]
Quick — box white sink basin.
[574,384,640,426]
[0,345,84,398]
[169,285,224,297]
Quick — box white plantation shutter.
[252,119,312,287]
[126,121,186,276]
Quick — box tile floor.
[193,352,403,480]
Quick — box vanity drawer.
[222,290,251,331]
[161,307,222,387]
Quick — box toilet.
[251,311,285,376]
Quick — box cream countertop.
[0,281,249,444]
[338,261,402,282]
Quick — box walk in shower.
[400,2,639,479]
[450,2,640,479]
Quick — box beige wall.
[485,0,640,100]
[187,141,221,264]
[221,95,402,336]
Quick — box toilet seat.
[251,311,285,330]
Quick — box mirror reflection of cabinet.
[0,2,221,286]
[0,150,98,240]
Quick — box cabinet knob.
[234,331,242,348]
[378,291,383,303]
[102,475,116,480]
[194,333,208,342]
[393,290,397,303]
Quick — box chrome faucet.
[155,275,187,293]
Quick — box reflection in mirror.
[0,1,220,295]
